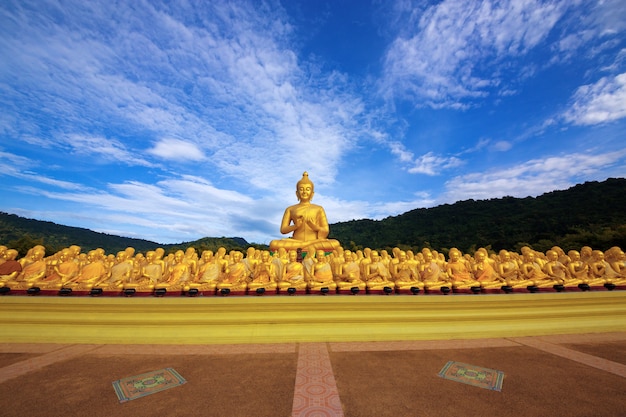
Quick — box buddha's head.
[296,172,314,202]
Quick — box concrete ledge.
[1,291,625,344]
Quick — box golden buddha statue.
[156,250,189,293]
[391,250,423,293]
[123,250,161,293]
[543,249,580,289]
[216,250,248,294]
[497,250,519,282]
[445,248,477,292]
[278,249,308,292]
[307,249,337,293]
[336,250,366,293]
[588,249,625,287]
[66,249,109,291]
[604,247,626,289]
[248,250,278,293]
[0,249,22,286]
[472,249,504,290]
[364,250,394,293]
[520,251,556,290]
[40,248,80,290]
[422,250,450,293]
[189,250,220,293]
[269,172,341,253]
[96,251,132,290]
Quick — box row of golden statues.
[1,243,625,295]
[1,172,625,295]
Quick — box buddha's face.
[547,251,557,261]
[288,250,297,262]
[297,184,313,202]
[569,251,580,261]
[202,251,213,262]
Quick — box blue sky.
[1,0,625,245]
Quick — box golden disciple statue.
[269,172,340,253]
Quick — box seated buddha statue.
[216,251,248,293]
[364,250,394,292]
[272,248,289,282]
[96,251,133,290]
[520,251,555,289]
[543,249,580,289]
[391,250,423,292]
[605,247,626,286]
[307,249,337,292]
[497,250,519,283]
[335,250,366,292]
[269,172,341,253]
[40,248,80,290]
[248,250,278,293]
[446,248,474,289]
[0,249,22,284]
[158,250,190,292]
[189,250,220,293]
[5,246,47,290]
[278,249,308,291]
[66,249,109,290]
[421,250,450,292]
[472,249,504,290]
[567,250,589,281]
[589,249,625,287]
[123,250,162,292]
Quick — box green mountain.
[0,212,251,257]
[2,178,625,257]
[328,177,626,254]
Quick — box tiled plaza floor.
[0,332,624,416]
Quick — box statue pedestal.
[277,288,306,295]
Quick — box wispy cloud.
[563,72,626,125]
[441,150,626,202]
[381,0,570,108]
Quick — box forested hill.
[328,177,626,254]
[1,178,625,257]
[0,212,250,257]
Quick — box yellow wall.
[1,291,625,344]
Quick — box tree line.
[1,178,625,257]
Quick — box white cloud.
[148,138,206,162]
[0,0,366,194]
[381,0,569,107]
[408,152,463,175]
[493,141,513,152]
[441,150,626,202]
[563,72,626,125]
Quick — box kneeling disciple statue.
[269,172,341,254]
